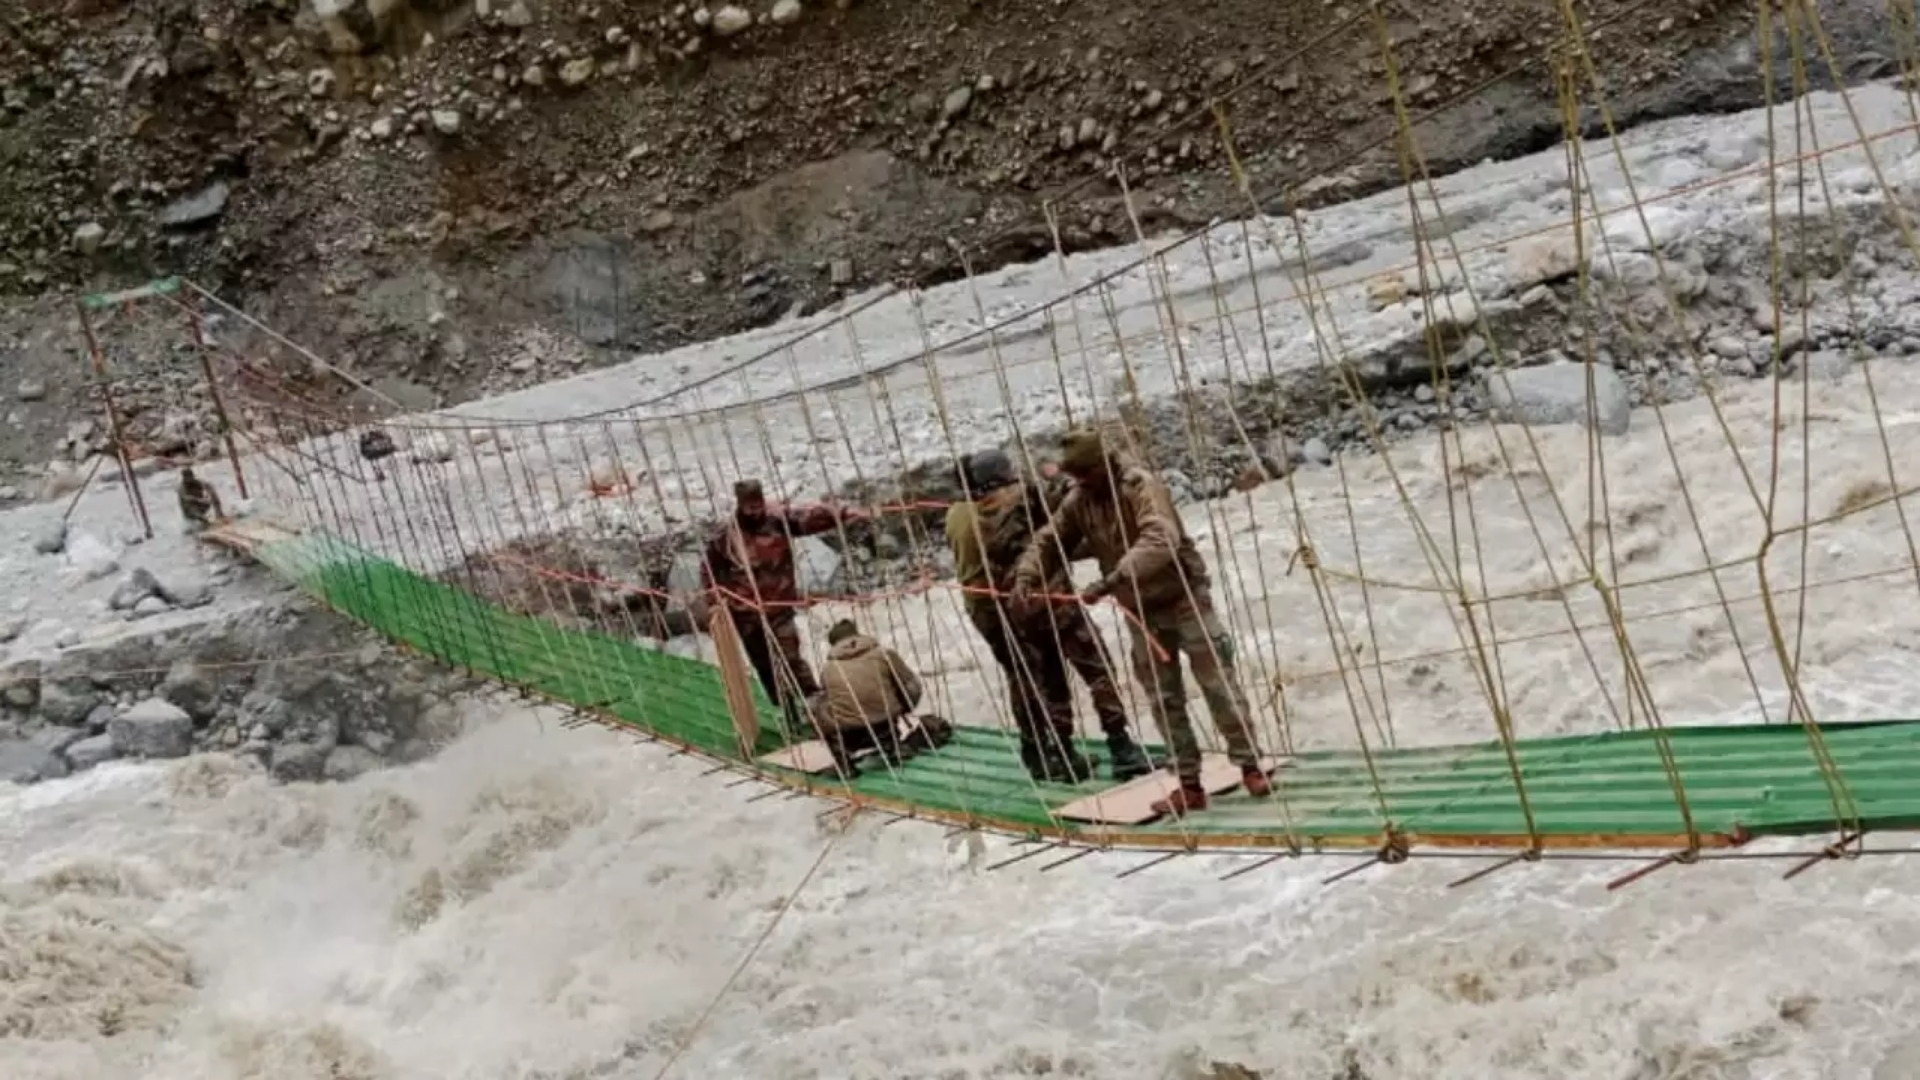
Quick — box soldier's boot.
[1241,765,1273,799]
[1150,780,1209,817]
[1104,730,1158,782]
[1030,725,1098,784]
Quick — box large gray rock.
[667,550,707,595]
[32,725,85,758]
[0,739,69,783]
[108,698,194,759]
[36,681,100,727]
[155,571,214,609]
[65,733,118,772]
[31,519,67,555]
[794,536,844,596]
[323,744,384,782]
[1485,362,1631,436]
[161,660,219,721]
[109,568,162,610]
[269,742,328,782]
[2,659,41,709]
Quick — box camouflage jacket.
[702,505,841,618]
[1011,455,1208,612]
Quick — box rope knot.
[1287,544,1319,575]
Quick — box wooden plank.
[1056,754,1288,825]
[706,607,762,756]
[198,516,299,556]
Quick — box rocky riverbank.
[0,594,478,786]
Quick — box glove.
[1079,578,1112,605]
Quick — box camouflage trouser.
[737,614,819,736]
[1127,593,1260,783]
[1021,604,1131,741]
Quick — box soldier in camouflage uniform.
[1011,428,1270,816]
[702,479,859,738]
[946,449,1157,784]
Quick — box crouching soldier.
[816,618,950,777]
[1011,427,1271,817]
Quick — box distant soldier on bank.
[1011,428,1270,816]
[946,448,1156,784]
[177,467,224,531]
[702,479,860,737]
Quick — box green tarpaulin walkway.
[244,526,1914,855]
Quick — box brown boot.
[1241,766,1272,799]
[1151,781,1209,817]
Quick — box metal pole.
[74,298,153,539]
[183,293,249,499]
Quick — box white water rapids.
[8,374,1920,1079]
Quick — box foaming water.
[5,700,1920,1080]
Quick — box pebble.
[431,109,462,135]
[771,0,803,26]
[711,5,752,34]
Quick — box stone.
[431,109,462,134]
[770,0,802,25]
[65,531,120,581]
[410,433,456,463]
[155,570,213,609]
[71,223,106,255]
[131,595,171,619]
[161,660,219,721]
[1485,362,1631,437]
[521,63,546,86]
[32,725,85,758]
[711,4,752,34]
[1296,436,1333,466]
[65,733,118,772]
[269,742,329,783]
[0,739,69,784]
[1506,235,1580,291]
[667,549,707,595]
[828,257,854,286]
[157,182,230,229]
[793,535,844,596]
[36,681,99,727]
[109,697,194,759]
[501,0,534,27]
[0,618,24,644]
[1366,274,1408,310]
[109,568,162,611]
[941,85,973,120]
[323,744,385,782]
[2,659,41,709]
[559,57,595,86]
[31,518,67,554]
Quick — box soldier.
[946,449,1156,784]
[1011,428,1270,816]
[177,466,224,531]
[702,479,858,737]
[815,618,929,777]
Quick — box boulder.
[794,535,843,596]
[36,681,100,727]
[711,5,752,35]
[154,571,214,609]
[323,744,385,782]
[65,531,120,581]
[65,733,118,772]
[109,568,162,610]
[1485,362,1631,437]
[269,742,329,782]
[2,659,42,709]
[108,698,194,759]
[0,739,69,783]
[32,725,85,757]
[31,519,67,555]
[161,661,219,721]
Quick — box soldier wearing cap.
[945,448,1156,784]
[702,479,859,737]
[1010,427,1270,816]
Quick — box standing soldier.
[946,448,1156,784]
[1011,428,1270,816]
[703,479,859,738]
